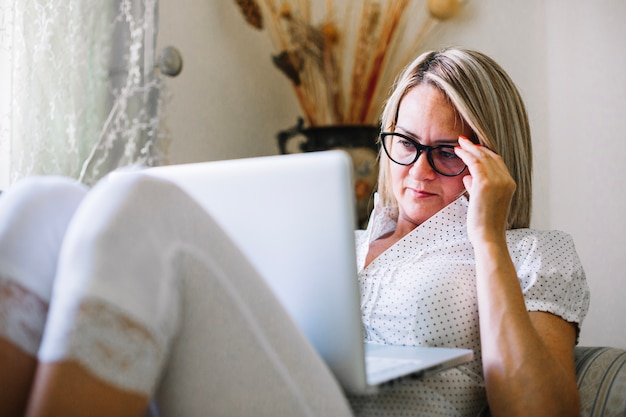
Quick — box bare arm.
[473,241,579,417]
[456,137,580,417]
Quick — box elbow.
[484,368,581,417]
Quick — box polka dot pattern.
[347,197,590,416]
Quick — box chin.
[399,198,450,224]
[400,208,439,226]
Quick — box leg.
[0,337,38,417]
[0,176,87,417]
[26,360,148,417]
[28,174,352,417]
[156,247,352,417]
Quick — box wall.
[545,0,626,348]
[157,0,626,348]
[156,0,299,165]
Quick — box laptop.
[140,150,473,394]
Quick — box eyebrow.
[395,127,459,146]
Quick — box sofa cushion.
[575,346,626,417]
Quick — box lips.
[406,187,437,198]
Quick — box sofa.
[1,181,624,416]
[575,346,626,417]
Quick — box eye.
[398,138,415,149]
[435,147,459,160]
[392,135,416,149]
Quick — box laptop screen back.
[143,151,368,391]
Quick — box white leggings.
[0,174,352,417]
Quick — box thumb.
[462,174,473,194]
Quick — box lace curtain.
[0,0,169,188]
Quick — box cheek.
[389,164,409,190]
[389,161,411,179]
[442,176,467,200]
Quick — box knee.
[67,173,201,246]
[54,173,192,309]
[0,176,88,246]
[0,176,88,300]
[0,176,87,214]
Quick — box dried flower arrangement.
[234,0,464,127]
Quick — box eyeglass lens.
[382,133,466,176]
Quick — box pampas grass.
[235,0,464,126]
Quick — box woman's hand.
[455,136,516,244]
[455,137,580,417]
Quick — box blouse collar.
[364,193,469,245]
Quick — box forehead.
[398,84,454,119]
[396,84,467,139]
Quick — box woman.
[0,48,588,417]
[349,48,589,416]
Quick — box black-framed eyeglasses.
[380,131,467,177]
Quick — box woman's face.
[390,83,472,228]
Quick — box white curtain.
[0,0,168,188]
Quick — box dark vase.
[277,118,379,228]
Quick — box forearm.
[474,240,579,417]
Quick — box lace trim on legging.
[61,297,171,396]
[0,275,48,355]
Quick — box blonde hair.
[378,48,532,229]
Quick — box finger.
[455,142,486,172]
[462,174,473,194]
[455,138,480,163]
[456,137,506,173]
[457,136,494,161]
[458,136,482,151]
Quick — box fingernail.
[460,136,481,146]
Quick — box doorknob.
[157,46,183,77]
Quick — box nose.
[408,150,436,179]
